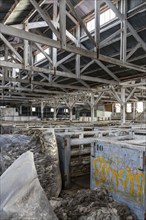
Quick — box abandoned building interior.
[0,0,146,219]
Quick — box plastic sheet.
[0,128,62,198]
[0,151,58,220]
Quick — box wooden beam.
[0,33,23,63]
[30,0,60,39]
[0,61,118,85]
[1,24,146,73]
[66,0,97,47]
[59,0,66,49]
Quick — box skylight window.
[36,48,50,62]
[87,9,116,32]
[136,102,143,113]
[87,18,95,32]
[100,9,115,26]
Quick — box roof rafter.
[0,24,145,74]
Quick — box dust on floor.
[50,187,136,220]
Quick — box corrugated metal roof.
[0,0,14,22]
[0,0,146,87]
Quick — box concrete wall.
[0,107,40,121]
[2,116,40,121]
[0,108,18,117]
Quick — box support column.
[91,105,95,123]
[24,22,29,68]
[59,0,66,49]
[20,105,22,116]
[30,105,32,116]
[29,42,34,90]
[91,93,95,123]
[112,103,115,116]
[69,107,73,121]
[120,0,127,62]
[3,46,8,98]
[51,0,58,82]
[121,87,126,124]
[41,101,44,120]
[76,25,80,78]
[54,107,57,121]
[95,0,100,56]
[132,102,136,120]
[3,46,8,96]
[4,46,8,78]
[143,101,146,122]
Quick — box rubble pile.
[0,129,62,199]
[51,188,136,220]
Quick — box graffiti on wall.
[93,154,145,203]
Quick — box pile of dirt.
[50,188,136,220]
[0,129,62,199]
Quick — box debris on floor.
[0,130,137,220]
[50,188,136,220]
[0,128,62,199]
[0,151,58,220]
